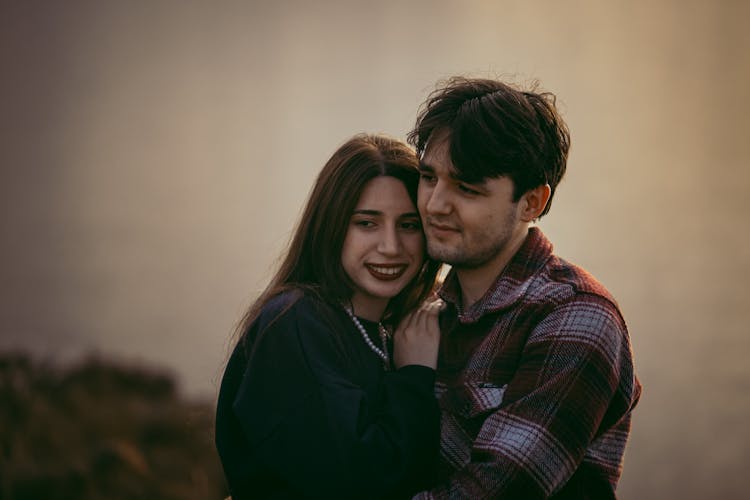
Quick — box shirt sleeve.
[416,296,631,499]
[232,298,440,498]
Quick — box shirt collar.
[437,227,554,324]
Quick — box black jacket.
[215,291,439,499]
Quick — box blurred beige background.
[2,1,749,498]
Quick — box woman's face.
[341,176,425,321]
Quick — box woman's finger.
[419,299,443,333]
[395,311,415,339]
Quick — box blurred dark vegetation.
[0,352,228,500]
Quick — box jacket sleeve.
[232,298,440,498]
[415,296,638,499]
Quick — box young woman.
[215,134,443,499]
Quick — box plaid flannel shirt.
[416,228,641,499]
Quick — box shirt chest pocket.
[440,381,508,419]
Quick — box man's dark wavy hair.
[407,77,571,217]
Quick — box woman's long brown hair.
[234,134,441,348]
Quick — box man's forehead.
[422,133,455,173]
[423,128,452,158]
[420,158,490,186]
[419,158,456,176]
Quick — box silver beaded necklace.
[343,306,391,369]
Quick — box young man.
[408,77,641,499]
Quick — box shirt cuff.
[394,364,436,387]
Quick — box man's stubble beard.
[426,208,521,270]
[426,228,513,270]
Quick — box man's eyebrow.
[458,175,487,187]
[419,161,458,179]
[418,161,484,186]
[417,161,435,172]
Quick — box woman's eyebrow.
[399,212,420,218]
[353,209,420,218]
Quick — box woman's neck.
[349,293,387,322]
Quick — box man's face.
[417,130,524,270]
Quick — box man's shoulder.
[549,255,616,300]
[522,256,631,364]
[529,254,621,315]
[509,228,619,310]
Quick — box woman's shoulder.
[256,288,340,337]
[259,288,305,319]
[260,288,320,320]
[251,289,350,366]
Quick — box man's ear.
[520,184,551,222]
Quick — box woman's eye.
[419,173,436,183]
[400,220,422,231]
[354,219,375,228]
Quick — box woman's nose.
[377,225,402,256]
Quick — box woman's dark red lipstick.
[365,264,407,281]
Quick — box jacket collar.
[438,227,553,324]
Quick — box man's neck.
[455,226,529,310]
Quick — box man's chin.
[428,246,497,271]
[427,244,463,266]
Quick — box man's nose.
[424,181,451,215]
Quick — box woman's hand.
[393,298,445,370]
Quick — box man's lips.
[427,221,460,236]
[365,264,407,281]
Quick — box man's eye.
[458,184,480,195]
[419,173,436,183]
